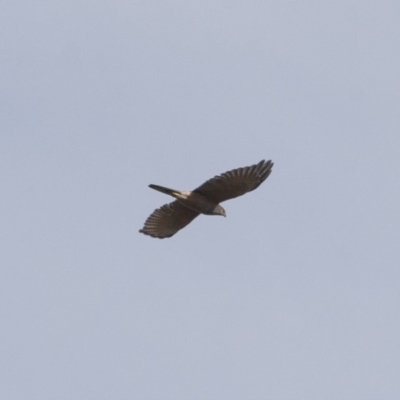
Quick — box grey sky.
[1,2,400,399]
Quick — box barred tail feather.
[148,184,177,196]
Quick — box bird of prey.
[139,159,273,239]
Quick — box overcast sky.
[1,2,400,399]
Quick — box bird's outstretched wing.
[193,159,273,204]
[139,200,199,239]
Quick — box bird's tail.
[148,184,179,197]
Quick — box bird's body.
[140,159,273,238]
[148,184,223,215]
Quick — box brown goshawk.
[140,159,273,239]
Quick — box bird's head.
[213,204,226,217]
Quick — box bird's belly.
[177,193,216,215]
